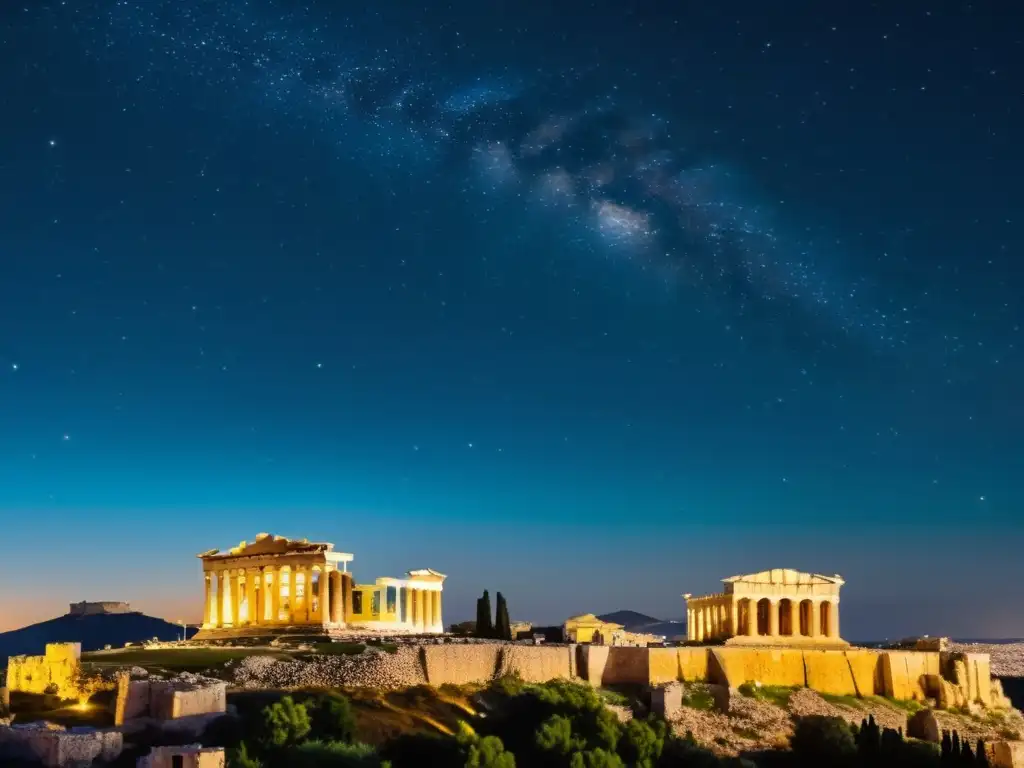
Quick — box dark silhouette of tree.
[495,592,512,641]
[476,590,494,638]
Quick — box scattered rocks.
[230,646,427,690]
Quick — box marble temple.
[684,568,847,647]
[193,533,445,639]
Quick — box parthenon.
[684,568,847,647]
[193,533,446,639]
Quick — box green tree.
[790,715,856,767]
[228,742,263,768]
[288,740,384,768]
[616,719,664,768]
[261,695,311,750]
[477,591,494,638]
[536,715,585,758]
[495,592,512,640]
[568,749,624,768]
[308,692,357,744]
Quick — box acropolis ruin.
[684,568,847,647]
[193,533,446,639]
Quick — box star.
[979,495,986,502]
[316,362,323,369]
[48,139,56,147]
[62,434,70,441]
[10,363,17,371]
[467,442,474,448]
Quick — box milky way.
[90,0,909,353]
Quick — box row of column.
[687,597,840,642]
[203,565,352,629]
[403,587,442,630]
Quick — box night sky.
[1,1,1021,640]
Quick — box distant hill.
[597,611,687,640]
[0,611,183,661]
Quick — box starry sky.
[1,0,1022,640]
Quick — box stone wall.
[0,723,122,768]
[115,673,227,726]
[139,744,226,768]
[569,644,1003,706]
[421,644,574,686]
[5,643,82,700]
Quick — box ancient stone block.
[986,741,1024,768]
[907,709,940,743]
[651,683,682,720]
[803,650,857,696]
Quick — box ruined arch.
[820,600,832,637]
[799,599,813,636]
[778,598,793,636]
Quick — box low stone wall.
[139,744,226,768]
[5,643,82,700]
[0,723,122,768]
[422,644,574,686]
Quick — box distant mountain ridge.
[0,611,183,661]
[597,610,686,640]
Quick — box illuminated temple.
[192,533,446,639]
[684,568,848,647]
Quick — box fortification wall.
[536,644,1000,706]
[5,643,81,699]
[114,673,226,725]
[421,644,574,686]
[0,725,122,767]
[68,601,132,616]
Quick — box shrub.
[287,740,383,768]
[308,692,357,744]
[228,742,263,768]
[260,695,311,750]
[790,715,856,766]
[201,714,244,749]
[616,718,664,768]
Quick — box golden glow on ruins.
[193,533,446,639]
[684,568,847,646]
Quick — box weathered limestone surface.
[422,645,501,686]
[651,683,683,719]
[5,643,82,700]
[597,647,649,686]
[498,645,574,682]
[986,741,1024,768]
[138,744,226,768]
[0,723,122,768]
[710,648,807,689]
[115,672,226,726]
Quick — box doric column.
[331,572,344,624]
[417,590,427,630]
[788,600,798,637]
[745,602,756,637]
[245,570,257,625]
[219,571,229,627]
[286,569,297,624]
[828,600,840,639]
[436,590,443,631]
[808,601,819,638]
[203,572,213,627]
[768,599,779,637]
[302,565,313,624]
[320,568,331,625]
[269,567,280,624]
[229,570,241,627]
[696,607,704,642]
[405,587,414,627]
[430,591,439,629]
[729,599,738,638]
[341,572,353,620]
[254,568,264,625]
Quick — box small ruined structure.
[684,568,847,647]
[138,744,225,767]
[5,643,82,700]
[68,601,133,616]
[115,672,227,726]
[0,722,122,768]
[193,532,446,639]
[563,614,664,647]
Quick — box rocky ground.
[950,642,1024,678]
[665,683,1024,758]
[229,646,428,690]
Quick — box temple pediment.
[723,568,844,587]
[407,568,446,582]
[198,532,335,559]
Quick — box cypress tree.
[952,731,962,758]
[942,730,952,763]
[476,590,494,638]
[977,739,988,767]
[495,592,512,640]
